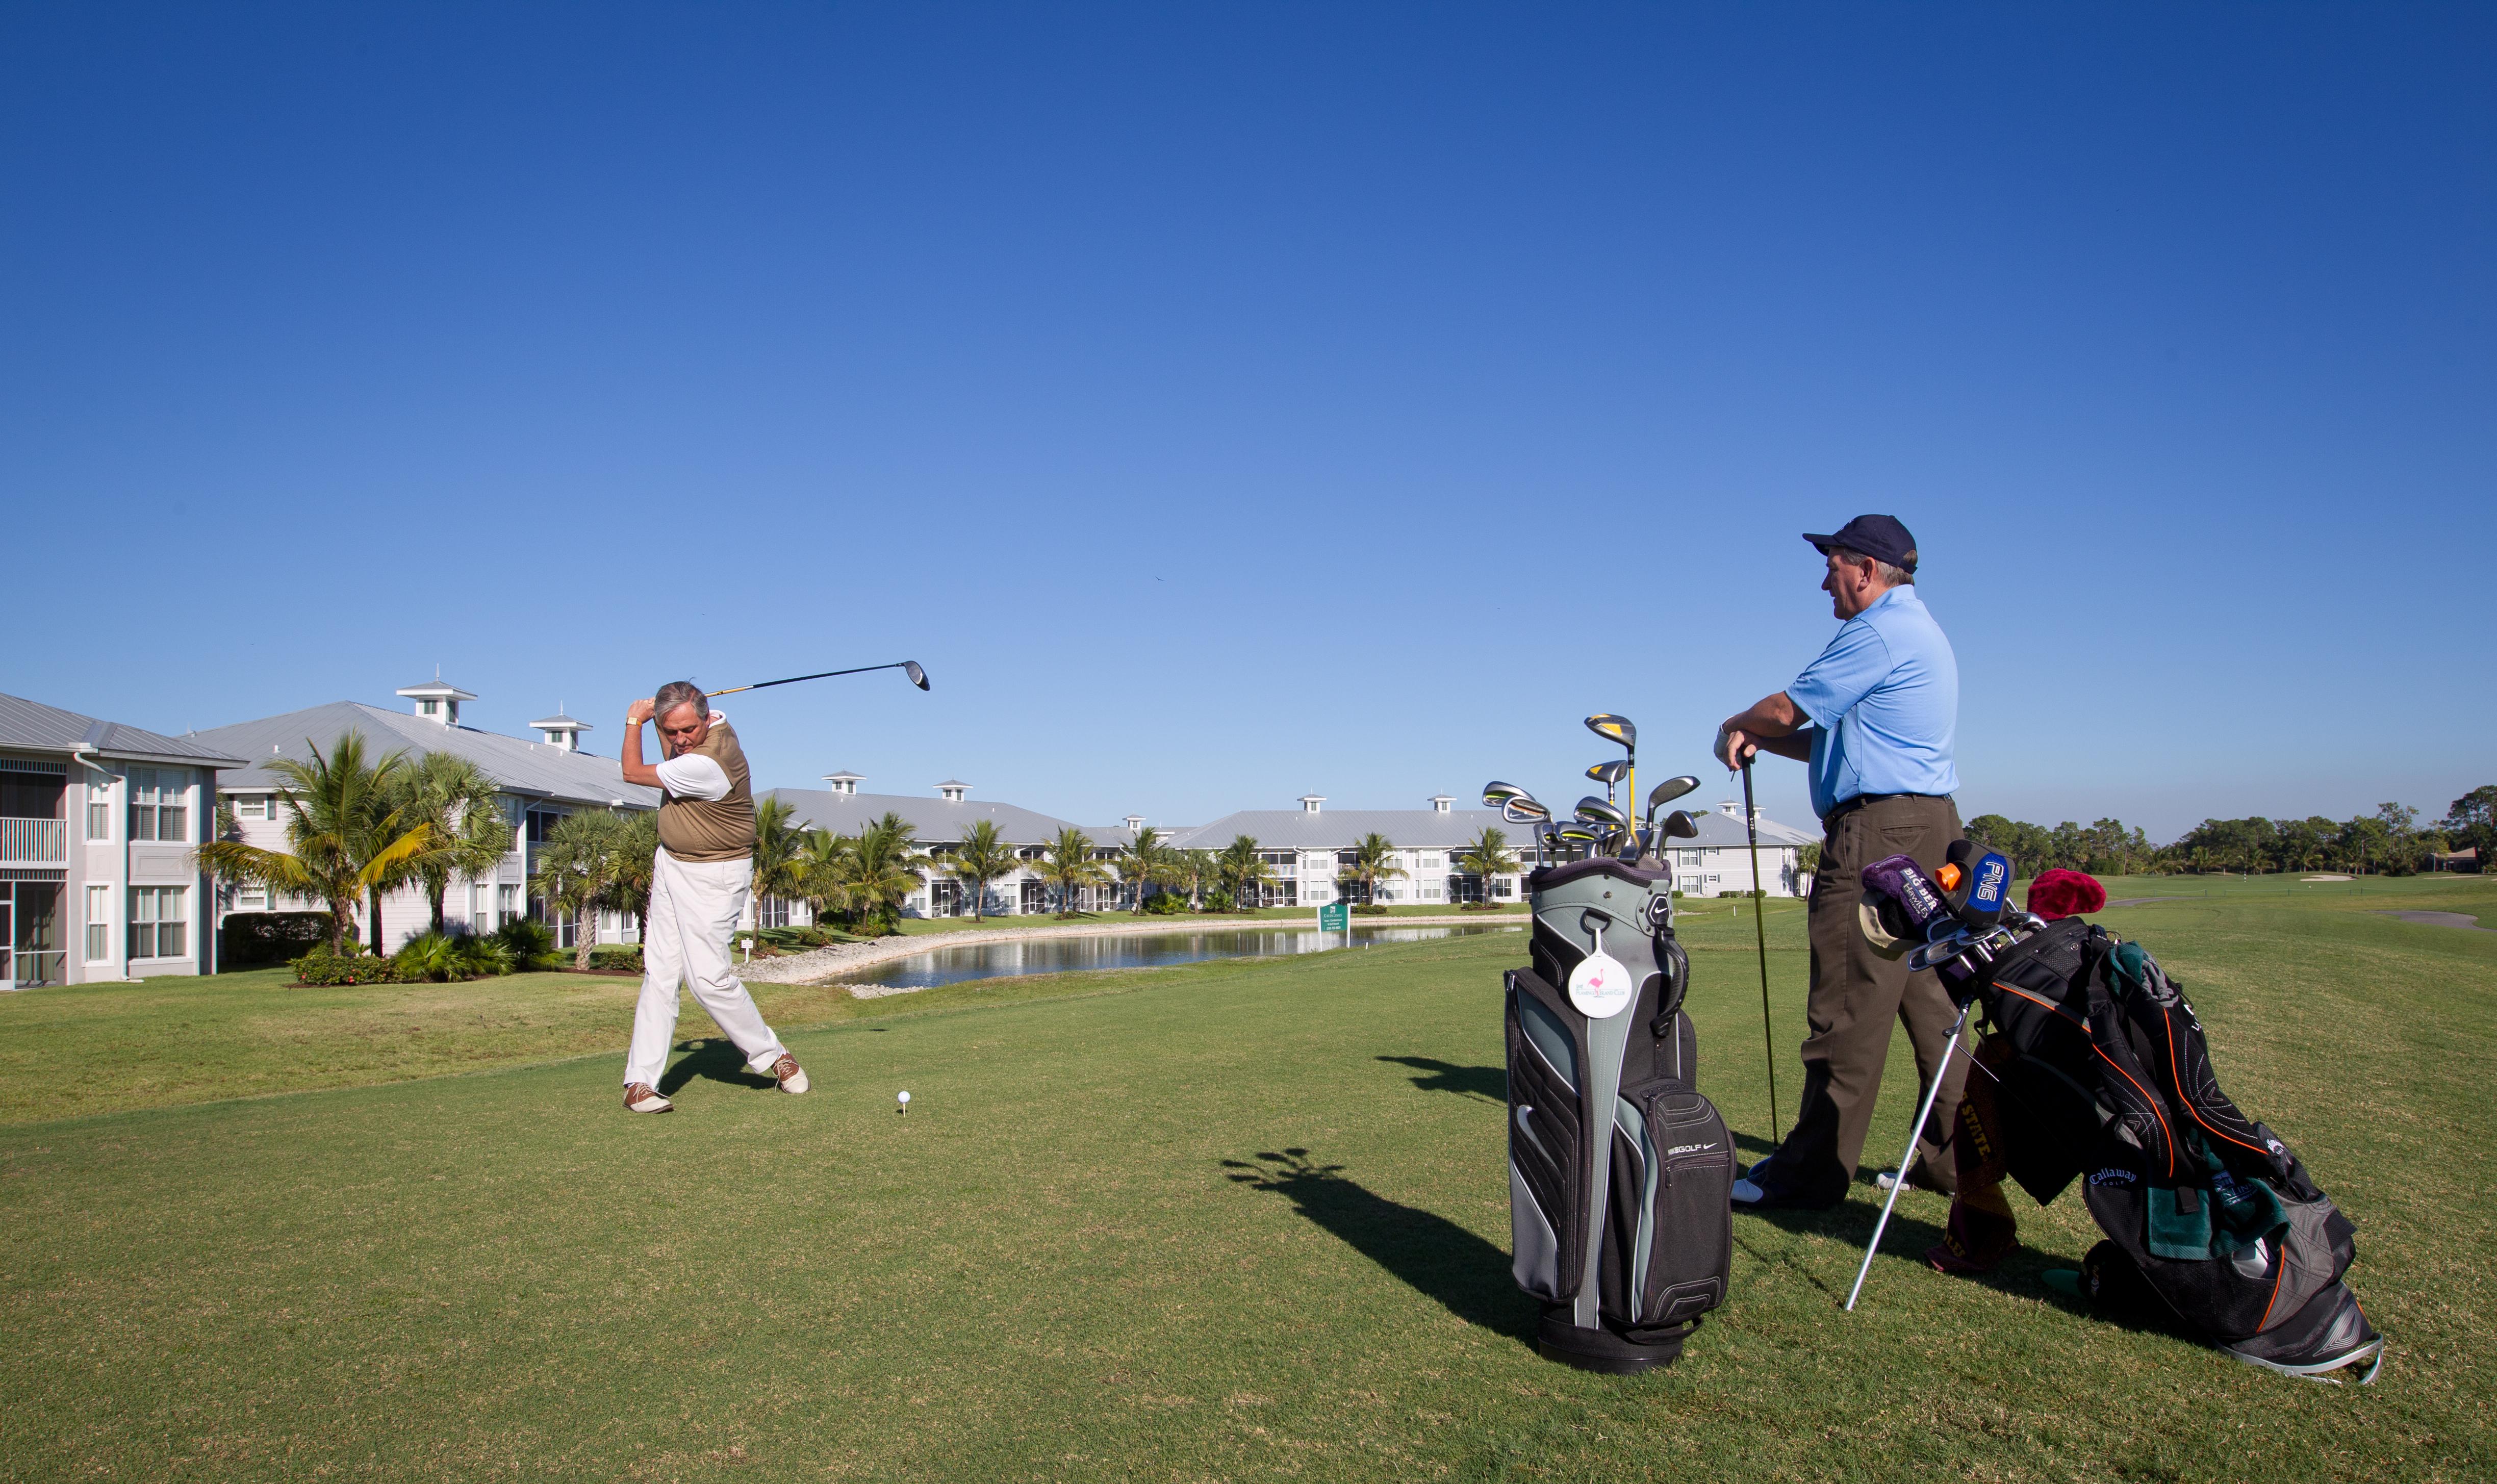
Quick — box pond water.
[842,923,1523,993]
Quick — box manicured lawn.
[0,878,2487,1479]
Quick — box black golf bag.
[1974,917,2382,1379]
[1505,857,1732,1372]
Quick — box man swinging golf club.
[617,680,807,1113]
[1713,515,1962,1209]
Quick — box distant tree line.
[1963,785,2494,878]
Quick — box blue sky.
[5,4,2489,839]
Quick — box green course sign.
[1317,902,1349,933]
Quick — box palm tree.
[194,732,434,954]
[1454,826,1515,906]
[1345,833,1407,907]
[948,819,1020,922]
[825,812,926,933]
[1216,835,1274,913]
[530,810,631,970]
[612,811,660,929]
[1170,848,1219,911]
[1036,827,1110,917]
[1115,826,1175,913]
[750,796,810,921]
[388,752,516,934]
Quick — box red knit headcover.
[2027,868,2106,922]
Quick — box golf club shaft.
[1843,998,1973,1312]
[708,661,916,698]
[1743,759,1779,1140]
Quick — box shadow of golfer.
[1221,1149,1536,1344]
[1373,1056,1505,1103]
[657,1038,777,1096]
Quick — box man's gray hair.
[1831,545,1915,586]
[652,680,706,721]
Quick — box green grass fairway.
[1,879,2490,1480]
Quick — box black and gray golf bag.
[1504,857,1732,1372]
[1976,918,2383,1380]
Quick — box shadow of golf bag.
[1505,857,1731,1373]
[1971,917,2382,1380]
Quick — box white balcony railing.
[0,817,67,865]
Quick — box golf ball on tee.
[898,1090,910,1108]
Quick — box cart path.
[741,913,1530,989]
[2373,910,2490,933]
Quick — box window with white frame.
[497,885,520,926]
[87,776,113,840]
[128,769,189,842]
[236,883,267,910]
[129,886,187,959]
[86,885,111,961]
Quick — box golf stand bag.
[1856,856,2382,1381]
[1505,857,1732,1372]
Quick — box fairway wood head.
[1585,759,1629,787]
[1662,809,1699,839]
[903,660,929,690]
[1645,775,1700,814]
[1585,713,1636,751]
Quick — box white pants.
[623,849,789,1087]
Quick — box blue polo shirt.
[1787,585,1959,820]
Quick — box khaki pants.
[623,849,789,1088]
[1772,794,1967,1204]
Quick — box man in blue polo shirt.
[1712,515,1966,1210]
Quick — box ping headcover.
[1857,852,1954,960]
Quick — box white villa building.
[0,692,244,986]
[194,679,660,953]
[759,785,1818,922]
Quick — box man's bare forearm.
[619,700,663,788]
[1715,691,1812,771]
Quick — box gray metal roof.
[193,701,660,810]
[1171,809,1519,851]
[762,788,1086,846]
[528,713,591,730]
[0,692,246,769]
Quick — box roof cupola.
[396,669,476,726]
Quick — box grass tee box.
[0,878,2489,1480]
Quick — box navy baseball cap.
[1803,515,1918,574]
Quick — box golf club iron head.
[1482,780,1533,810]
[1645,774,1700,817]
[1574,796,1629,831]
[1585,713,1636,752]
[1502,798,1551,825]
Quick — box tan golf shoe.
[771,1054,809,1095]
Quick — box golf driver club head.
[1585,713,1636,752]
[902,660,930,690]
[1661,809,1700,839]
[1645,774,1701,817]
